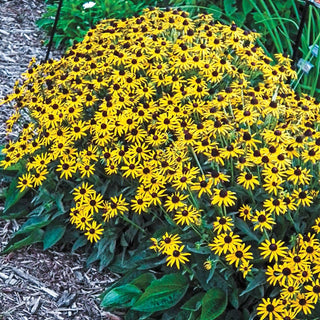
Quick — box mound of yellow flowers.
[2,7,320,320]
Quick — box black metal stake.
[44,0,64,62]
[292,1,311,65]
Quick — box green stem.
[248,188,256,205]
[121,214,146,234]
[266,0,293,52]
[183,263,193,276]
[190,146,204,176]
[249,0,283,53]
[230,158,234,185]
[187,186,200,210]
[287,211,299,233]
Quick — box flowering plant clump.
[2,7,320,319]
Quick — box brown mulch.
[0,219,123,320]
[0,1,122,319]
[0,0,61,144]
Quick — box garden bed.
[0,1,119,319]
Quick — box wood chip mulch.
[0,0,60,145]
[0,1,123,319]
[0,219,123,320]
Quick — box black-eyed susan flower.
[277,308,298,320]
[166,245,191,269]
[159,232,182,254]
[312,217,320,234]
[85,220,104,243]
[131,194,149,215]
[78,162,95,178]
[173,205,200,226]
[304,279,320,304]
[292,188,313,207]
[73,182,96,203]
[69,206,81,225]
[207,170,230,186]
[290,293,315,315]
[263,197,287,216]
[83,192,104,214]
[75,209,93,231]
[209,232,242,255]
[262,176,284,196]
[32,169,48,187]
[56,159,77,180]
[259,238,288,263]
[283,249,309,272]
[190,175,213,198]
[280,283,300,300]
[277,263,299,287]
[211,189,237,207]
[164,192,188,212]
[256,298,284,320]
[238,204,253,221]
[237,171,260,190]
[108,194,129,217]
[286,166,312,186]
[149,237,160,252]
[225,243,253,268]
[213,216,233,234]
[3,8,320,319]
[17,173,34,192]
[239,260,253,278]
[252,210,276,232]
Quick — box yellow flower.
[85,221,104,243]
[237,171,260,190]
[17,173,34,192]
[258,238,288,262]
[211,189,237,207]
[165,245,191,269]
[256,298,284,320]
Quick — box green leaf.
[15,215,51,235]
[43,224,66,250]
[72,235,87,252]
[132,273,189,312]
[224,0,237,17]
[100,269,145,301]
[86,247,99,265]
[240,271,266,296]
[1,229,44,255]
[181,292,205,311]
[187,244,211,255]
[130,273,156,290]
[242,0,254,16]
[226,310,243,320]
[125,310,153,320]
[99,250,115,270]
[200,287,227,320]
[4,178,28,213]
[229,288,239,309]
[101,284,142,308]
[235,217,260,242]
[1,199,29,219]
[207,4,223,19]
[36,17,54,29]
